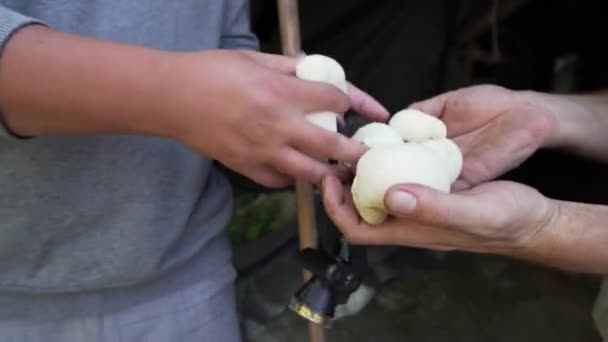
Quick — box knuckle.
[260,76,302,111]
[248,77,286,116]
[247,120,271,142]
[242,111,280,144]
[445,96,464,112]
[527,110,557,145]
[317,85,349,112]
[296,163,320,181]
[318,132,340,153]
[333,90,350,112]
[429,205,452,226]
[263,74,290,98]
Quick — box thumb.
[384,184,487,228]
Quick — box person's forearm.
[522,90,608,163]
[508,200,608,275]
[0,25,174,138]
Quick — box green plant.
[227,191,295,244]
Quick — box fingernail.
[386,191,417,214]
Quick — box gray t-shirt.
[0,0,257,318]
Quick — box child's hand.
[164,50,388,187]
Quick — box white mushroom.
[388,108,447,142]
[351,122,404,148]
[351,144,452,224]
[295,54,348,92]
[349,108,463,224]
[293,57,463,224]
[295,54,348,132]
[420,138,463,183]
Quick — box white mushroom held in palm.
[351,109,463,224]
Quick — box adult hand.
[321,175,556,254]
[409,84,558,190]
[164,50,389,188]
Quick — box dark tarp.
[224,0,608,204]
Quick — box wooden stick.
[276,1,326,342]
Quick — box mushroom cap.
[388,108,447,142]
[296,54,347,132]
[352,122,404,148]
[296,54,347,92]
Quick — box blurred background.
[225,1,608,341]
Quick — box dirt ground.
[237,242,602,342]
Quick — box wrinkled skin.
[409,84,557,190]
[322,84,559,254]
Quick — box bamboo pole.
[276,1,326,341]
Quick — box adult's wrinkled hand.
[409,84,557,190]
[321,175,556,255]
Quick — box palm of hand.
[389,181,551,252]
[452,180,553,244]
[411,85,557,190]
[322,174,553,253]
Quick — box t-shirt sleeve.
[0,5,45,140]
[219,0,259,51]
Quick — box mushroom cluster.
[351,109,463,224]
[295,54,463,225]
